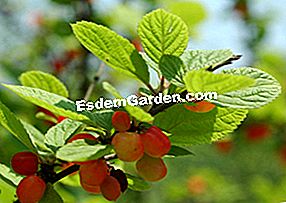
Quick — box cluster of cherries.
[11,151,45,203]
[11,110,171,202]
[111,111,171,182]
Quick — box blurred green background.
[0,0,286,202]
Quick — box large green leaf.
[183,69,255,94]
[0,100,34,149]
[154,104,248,145]
[19,71,69,98]
[138,9,188,63]
[56,140,113,162]
[167,146,194,157]
[102,82,154,122]
[71,21,149,84]
[40,184,63,203]
[0,163,22,187]
[21,121,54,159]
[126,174,151,191]
[211,67,282,108]
[2,84,89,122]
[181,49,236,71]
[45,119,82,150]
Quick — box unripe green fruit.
[136,154,167,182]
[11,152,39,175]
[79,159,109,186]
[16,175,46,203]
[112,111,131,132]
[141,126,171,158]
[112,132,144,162]
[100,176,121,201]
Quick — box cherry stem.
[50,164,80,184]
[147,84,157,95]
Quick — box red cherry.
[100,176,121,201]
[11,152,39,175]
[184,101,216,113]
[16,175,46,203]
[112,111,131,132]
[112,132,144,162]
[140,126,171,158]
[79,159,109,186]
[80,178,101,194]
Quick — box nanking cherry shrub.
[0,7,281,203]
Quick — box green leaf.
[183,69,256,94]
[45,119,82,150]
[88,110,113,130]
[102,82,154,122]
[138,9,189,63]
[40,184,63,203]
[211,67,282,108]
[0,100,34,149]
[154,104,248,145]
[140,52,160,75]
[181,49,236,71]
[0,179,16,203]
[159,55,185,86]
[167,146,194,157]
[126,174,151,191]
[21,121,55,159]
[19,71,69,98]
[2,85,89,122]
[71,21,149,84]
[0,163,22,187]
[56,140,113,162]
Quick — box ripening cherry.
[112,132,144,162]
[136,154,167,182]
[16,175,46,203]
[100,175,121,201]
[79,159,109,186]
[68,133,97,143]
[11,152,39,176]
[184,100,216,113]
[112,111,131,132]
[80,178,101,194]
[140,126,171,158]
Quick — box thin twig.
[84,62,105,100]
[50,164,80,184]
